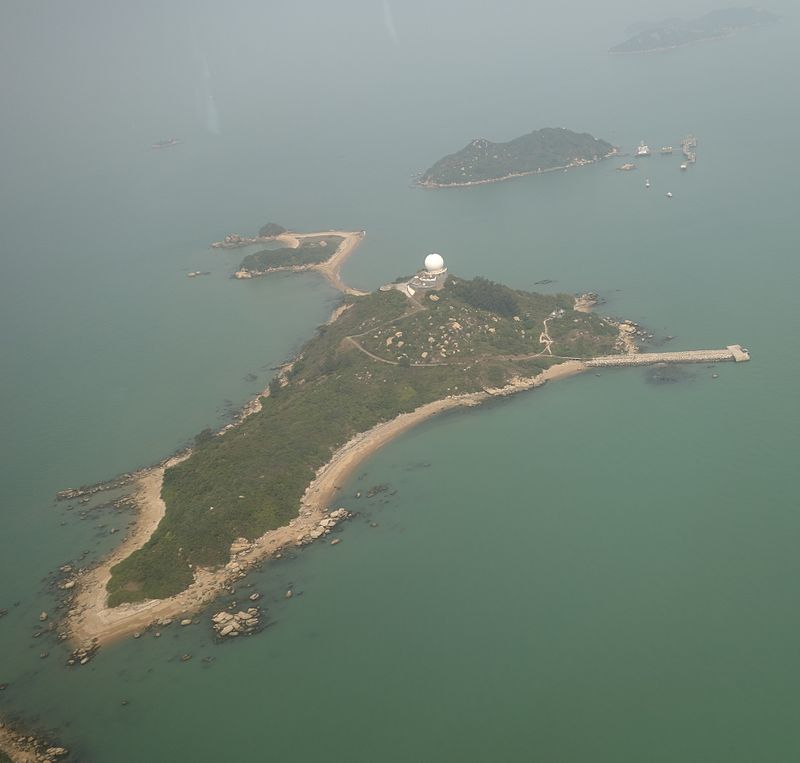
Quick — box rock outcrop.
[294,508,351,547]
[211,607,262,640]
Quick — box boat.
[645,178,651,188]
[635,141,651,157]
[666,192,673,198]
[660,146,673,154]
[151,138,182,149]
[680,163,688,170]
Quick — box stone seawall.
[586,345,749,368]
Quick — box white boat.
[645,178,651,188]
[680,163,688,170]
[666,192,673,198]
[635,141,651,157]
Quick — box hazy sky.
[4,0,785,146]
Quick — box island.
[418,128,616,188]
[610,7,777,54]
[59,245,749,649]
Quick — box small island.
[234,235,343,277]
[610,7,777,54]
[419,128,616,188]
[211,224,367,295]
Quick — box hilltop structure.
[406,253,449,294]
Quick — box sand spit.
[65,361,586,648]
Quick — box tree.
[452,276,520,317]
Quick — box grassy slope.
[107,278,617,604]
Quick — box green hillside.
[107,277,617,603]
[420,128,615,187]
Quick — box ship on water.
[678,134,697,167]
[635,141,651,157]
[660,146,673,154]
[151,138,182,149]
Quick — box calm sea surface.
[1,2,798,760]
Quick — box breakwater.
[586,344,749,368]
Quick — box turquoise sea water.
[1,2,799,760]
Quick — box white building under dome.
[407,253,448,293]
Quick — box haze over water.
[1,1,798,760]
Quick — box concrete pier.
[586,344,749,368]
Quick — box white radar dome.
[424,253,445,272]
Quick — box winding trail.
[539,316,554,355]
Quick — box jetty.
[586,345,749,368]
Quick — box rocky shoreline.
[61,361,585,650]
[0,720,69,763]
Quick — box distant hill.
[420,128,615,188]
[611,7,778,53]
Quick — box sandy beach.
[66,360,586,647]
[66,241,589,647]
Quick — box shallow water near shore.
[1,1,799,760]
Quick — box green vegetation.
[258,222,287,237]
[0,750,12,763]
[107,277,618,604]
[358,279,616,363]
[420,128,614,187]
[451,276,520,317]
[239,236,343,273]
[611,7,777,53]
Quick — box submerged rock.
[644,363,694,385]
